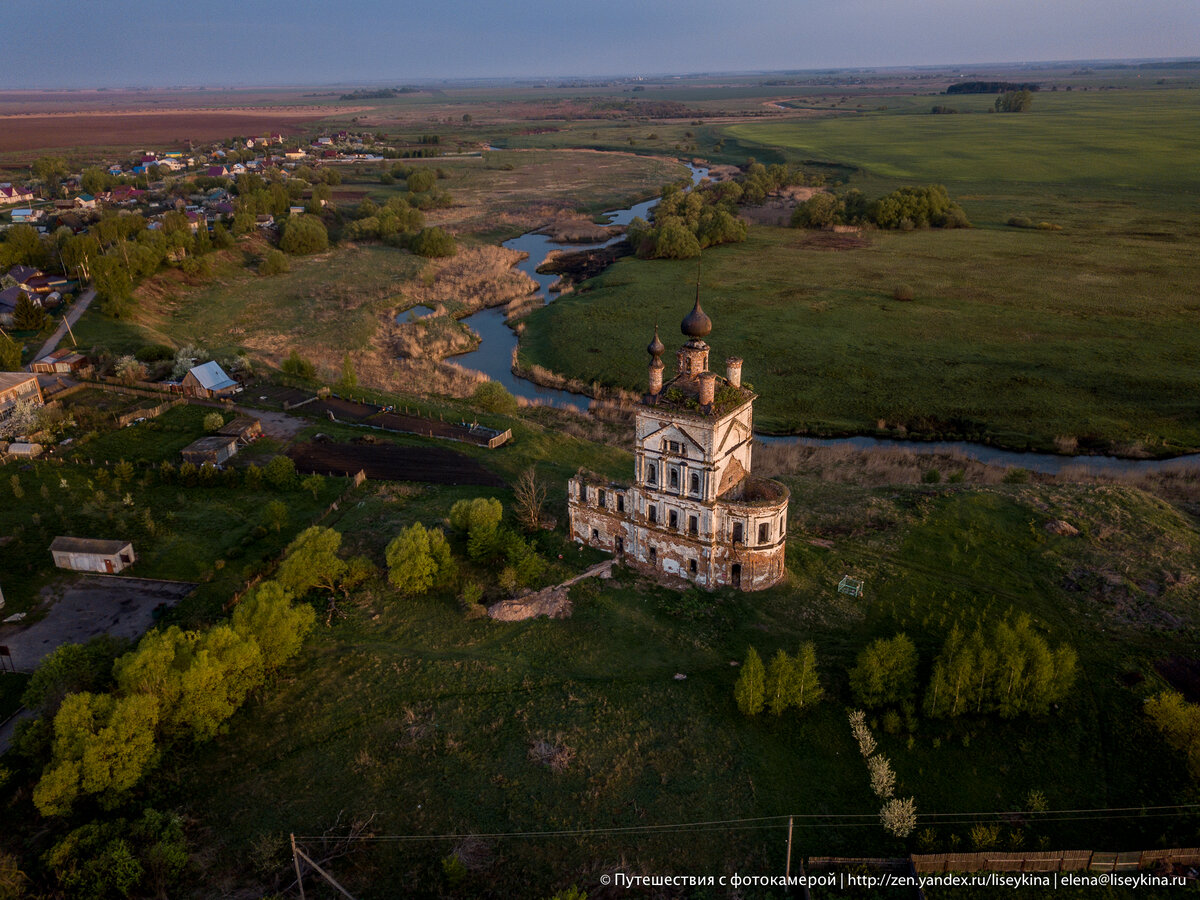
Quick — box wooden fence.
[114,398,185,428]
[811,847,1200,876]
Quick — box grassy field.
[152,463,1200,894]
[69,240,422,371]
[518,88,1200,454]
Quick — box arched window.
[732,522,743,543]
[648,505,658,524]
[690,473,700,495]
[647,463,657,485]
[758,522,770,544]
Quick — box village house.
[49,537,136,574]
[0,184,35,205]
[0,372,44,415]
[567,300,789,591]
[181,360,238,398]
[180,434,239,466]
[10,208,43,225]
[31,348,89,375]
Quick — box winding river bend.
[446,161,1200,476]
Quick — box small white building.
[50,537,136,574]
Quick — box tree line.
[792,184,970,231]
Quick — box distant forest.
[339,87,419,101]
[946,81,1041,95]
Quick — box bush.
[134,343,175,363]
[203,412,224,433]
[279,215,328,255]
[892,284,915,302]
[472,380,517,415]
[259,249,290,275]
[406,169,436,193]
[1006,215,1033,229]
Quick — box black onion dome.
[681,298,712,339]
[647,325,665,358]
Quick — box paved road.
[29,286,96,366]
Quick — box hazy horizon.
[1,0,1196,90]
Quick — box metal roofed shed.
[50,537,136,574]
[181,434,239,466]
[182,361,239,398]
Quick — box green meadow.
[519,89,1200,453]
[159,465,1200,893]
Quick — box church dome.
[647,326,665,358]
[681,298,712,339]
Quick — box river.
[440,161,1200,476]
[448,162,709,412]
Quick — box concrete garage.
[49,536,136,574]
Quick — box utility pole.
[291,834,306,900]
[785,815,794,878]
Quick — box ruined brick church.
[567,298,789,591]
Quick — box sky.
[2,0,1197,88]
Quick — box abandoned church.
[568,298,789,591]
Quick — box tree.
[171,624,264,741]
[203,412,224,432]
[339,352,357,390]
[264,499,289,532]
[23,635,129,717]
[302,473,325,499]
[32,156,68,194]
[0,334,21,372]
[849,634,918,708]
[264,455,298,489]
[765,649,796,716]
[275,526,347,596]
[880,797,918,838]
[513,466,547,531]
[409,226,457,258]
[232,581,316,672]
[280,349,316,380]
[1,224,48,268]
[791,192,843,229]
[34,692,161,816]
[12,293,47,331]
[1146,691,1200,777]
[734,647,765,716]
[279,215,328,255]
[386,522,438,596]
[0,398,40,440]
[793,641,824,711]
[114,355,147,384]
[652,218,701,259]
[995,90,1034,113]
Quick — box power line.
[294,803,1200,844]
